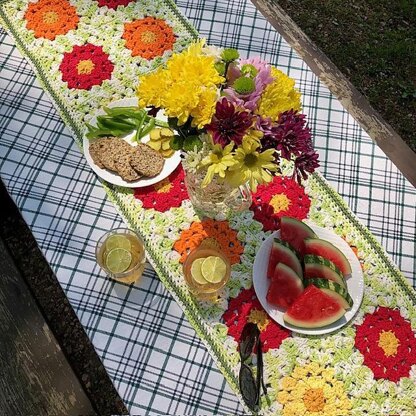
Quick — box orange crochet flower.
[24,0,79,41]
[173,220,244,265]
[122,17,175,60]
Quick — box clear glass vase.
[184,167,252,218]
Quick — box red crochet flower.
[250,176,311,231]
[355,307,416,382]
[222,287,290,352]
[96,0,134,9]
[59,44,114,90]
[133,165,188,212]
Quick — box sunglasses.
[238,323,268,411]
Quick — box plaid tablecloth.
[1,0,415,414]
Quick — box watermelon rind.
[305,278,353,309]
[283,285,346,328]
[304,238,352,277]
[284,305,346,328]
[304,255,347,288]
[280,217,317,256]
[267,238,303,278]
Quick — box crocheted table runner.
[1,1,415,414]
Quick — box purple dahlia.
[293,150,320,183]
[206,97,253,147]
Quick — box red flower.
[133,165,188,212]
[355,307,416,382]
[59,44,114,90]
[96,0,134,9]
[250,176,311,231]
[222,287,290,352]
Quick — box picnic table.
[1,0,415,414]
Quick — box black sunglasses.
[238,323,268,411]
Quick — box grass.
[278,0,416,151]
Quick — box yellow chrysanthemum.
[226,137,277,191]
[200,142,237,187]
[190,86,218,129]
[277,363,352,416]
[137,41,224,126]
[257,67,301,120]
[137,67,168,108]
[162,80,201,124]
[167,53,223,87]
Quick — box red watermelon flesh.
[304,238,352,277]
[280,216,316,256]
[266,263,304,309]
[284,285,346,328]
[267,239,302,279]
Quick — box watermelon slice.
[304,278,353,309]
[280,217,316,256]
[267,263,304,309]
[304,238,352,277]
[267,239,302,279]
[284,285,346,328]
[304,255,347,288]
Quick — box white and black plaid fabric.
[1,0,415,414]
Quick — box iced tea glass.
[183,241,231,301]
[96,228,145,284]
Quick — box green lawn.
[278,0,416,151]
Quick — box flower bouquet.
[137,41,319,214]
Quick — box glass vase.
[183,167,252,218]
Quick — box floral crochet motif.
[123,17,176,60]
[96,0,134,9]
[277,362,351,416]
[355,306,416,382]
[24,0,79,41]
[222,287,290,352]
[173,219,244,264]
[250,176,311,231]
[133,166,188,212]
[59,44,114,90]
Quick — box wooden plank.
[0,237,95,415]
[252,0,416,187]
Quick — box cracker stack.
[89,137,165,182]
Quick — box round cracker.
[130,143,165,177]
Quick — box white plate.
[253,224,364,335]
[83,98,181,188]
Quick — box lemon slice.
[190,258,209,285]
[106,248,132,274]
[105,234,131,252]
[201,256,227,284]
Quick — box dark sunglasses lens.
[240,323,259,359]
[239,365,258,410]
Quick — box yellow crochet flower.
[137,40,224,126]
[277,363,351,416]
[226,136,276,191]
[257,67,301,120]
